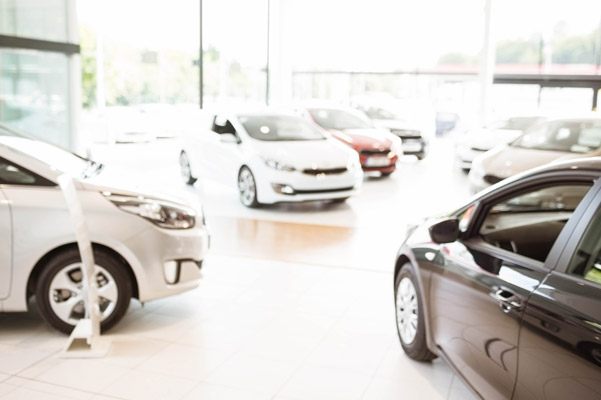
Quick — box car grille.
[302,167,348,176]
[391,129,421,138]
[360,149,390,156]
[483,175,503,185]
[295,186,354,194]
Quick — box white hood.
[251,138,356,170]
[479,145,582,179]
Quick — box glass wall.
[0,0,77,150]
[0,49,71,148]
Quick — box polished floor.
[0,137,477,399]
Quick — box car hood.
[479,145,582,179]
[329,128,393,150]
[251,138,355,169]
[78,169,200,210]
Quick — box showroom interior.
[2,0,601,399]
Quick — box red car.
[302,106,402,176]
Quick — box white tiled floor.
[0,137,478,399]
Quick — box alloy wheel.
[396,276,419,344]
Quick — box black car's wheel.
[238,166,261,208]
[180,151,197,185]
[381,171,393,177]
[394,264,436,361]
[36,248,132,334]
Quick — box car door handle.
[492,289,523,313]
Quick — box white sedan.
[180,110,363,207]
[0,125,210,333]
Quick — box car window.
[479,184,592,262]
[0,159,54,186]
[211,116,237,135]
[511,120,601,153]
[238,115,325,141]
[567,204,601,286]
[308,108,372,130]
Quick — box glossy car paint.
[0,137,210,313]
[395,158,601,399]
[181,110,363,204]
[299,106,402,174]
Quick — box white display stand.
[57,175,110,358]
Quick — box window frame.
[0,157,55,187]
[459,171,600,271]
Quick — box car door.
[0,186,11,299]
[196,114,243,184]
[429,177,597,399]
[514,181,601,400]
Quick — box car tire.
[381,171,393,177]
[394,264,436,361]
[238,166,261,208]
[180,151,197,185]
[36,247,132,334]
[331,197,349,203]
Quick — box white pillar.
[479,0,495,126]
[67,0,84,154]
[268,0,293,105]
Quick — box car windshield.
[511,120,601,153]
[364,107,399,120]
[238,114,326,141]
[0,124,103,179]
[308,108,373,130]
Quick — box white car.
[469,116,601,192]
[180,110,363,207]
[455,116,546,170]
[0,126,210,333]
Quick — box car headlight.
[104,194,196,229]
[263,158,296,172]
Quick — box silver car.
[0,126,210,333]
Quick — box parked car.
[394,157,601,399]
[455,116,546,170]
[179,109,363,207]
[0,125,210,333]
[470,116,601,192]
[297,105,402,176]
[353,103,429,160]
[435,111,460,136]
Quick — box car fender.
[395,243,439,356]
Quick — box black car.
[394,157,601,399]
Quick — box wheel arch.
[27,242,139,300]
[394,250,438,356]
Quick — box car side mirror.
[429,218,459,244]
[220,133,239,144]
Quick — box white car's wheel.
[394,264,436,361]
[180,151,197,185]
[238,166,260,207]
[36,248,132,334]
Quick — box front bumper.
[256,167,363,204]
[120,223,210,302]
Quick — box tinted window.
[479,184,592,262]
[0,159,54,186]
[511,120,601,153]
[238,115,325,141]
[567,204,601,286]
[308,109,372,130]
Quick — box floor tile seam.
[12,347,61,378]
[357,340,398,399]
[270,311,346,398]
[7,374,115,399]
[207,252,393,275]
